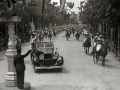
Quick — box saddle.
[96,44,101,51]
[84,38,87,43]
[94,42,96,46]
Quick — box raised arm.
[21,50,32,58]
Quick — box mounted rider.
[99,34,104,44]
[75,30,80,40]
[93,33,100,46]
[90,32,101,55]
[83,33,89,47]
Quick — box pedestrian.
[14,49,32,89]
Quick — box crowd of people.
[30,27,64,43]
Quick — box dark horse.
[65,31,70,41]
[44,31,48,38]
[83,36,91,54]
[39,33,44,42]
[75,32,80,40]
[48,32,52,41]
[53,30,56,37]
[93,41,108,66]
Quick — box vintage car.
[30,41,64,73]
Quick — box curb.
[0,81,31,90]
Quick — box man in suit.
[14,49,32,89]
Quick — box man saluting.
[14,49,32,89]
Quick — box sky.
[51,0,86,14]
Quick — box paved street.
[0,32,120,90]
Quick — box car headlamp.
[39,54,44,59]
[53,54,57,59]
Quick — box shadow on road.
[104,59,111,62]
[105,64,120,69]
[38,68,69,74]
[97,63,120,69]
[97,58,111,63]
[31,66,69,74]
[31,85,97,90]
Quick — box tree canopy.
[81,0,120,27]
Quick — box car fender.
[58,56,64,65]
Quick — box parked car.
[30,41,64,73]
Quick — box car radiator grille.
[44,54,52,59]
[39,60,57,66]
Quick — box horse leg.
[96,54,98,63]
[86,47,88,54]
[86,47,87,54]
[85,47,87,54]
[102,57,105,66]
[67,36,68,41]
[84,47,86,53]
[93,53,95,63]
[88,47,89,54]
[93,53,96,63]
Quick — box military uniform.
[14,50,31,89]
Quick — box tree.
[81,0,120,28]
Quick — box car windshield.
[45,43,53,47]
[37,43,44,48]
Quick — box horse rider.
[83,33,89,47]
[48,31,52,41]
[99,34,104,44]
[90,33,100,55]
[75,31,80,40]
[93,33,100,46]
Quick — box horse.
[53,30,56,37]
[39,33,44,42]
[48,32,52,41]
[93,41,108,66]
[83,36,91,54]
[72,28,75,37]
[75,32,80,40]
[44,31,48,38]
[65,31,70,41]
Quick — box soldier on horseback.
[94,33,100,46]
[39,31,44,42]
[90,33,100,55]
[48,31,52,41]
[83,33,91,54]
[75,31,80,40]
[65,29,70,41]
[92,34,108,66]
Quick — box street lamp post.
[0,1,31,89]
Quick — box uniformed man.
[14,49,32,89]
[90,33,99,55]
[83,33,88,47]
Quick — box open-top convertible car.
[31,42,64,73]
